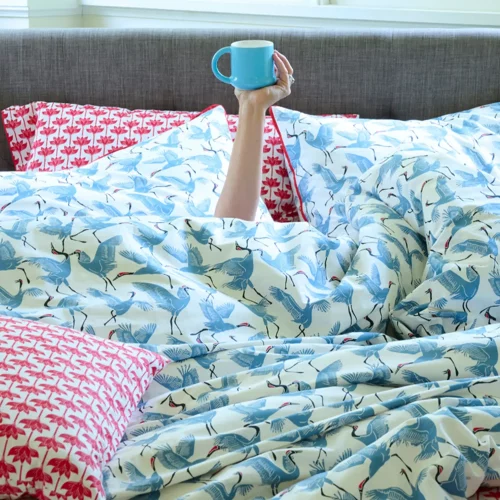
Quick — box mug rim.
[231,40,273,48]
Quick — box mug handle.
[212,47,232,84]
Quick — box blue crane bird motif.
[22,244,79,295]
[270,286,330,337]
[189,153,224,180]
[297,125,335,166]
[336,441,412,500]
[114,250,173,289]
[0,279,43,310]
[121,457,165,495]
[447,334,499,377]
[76,174,115,203]
[0,220,36,250]
[92,200,146,219]
[359,239,401,278]
[284,134,309,176]
[228,346,275,372]
[253,245,300,290]
[438,206,482,252]
[0,180,46,213]
[43,292,88,331]
[153,434,219,480]
[312,164,356,205]
[433,265,480,313]
[0,239,30,283]
[38,216,85,252]
[424,175,461,223]
[87,288,152,326]
[238,300,280,338]
[230,400,296,426]
[182,219,222,252]
[294,255,330,293]
[162,243,215,288]
[366,467,438,500]
[129,193,177,218]
[74,235,122,292]
[144,149,189,175]
[108,323,157,343]
[330,278,358,327]
[356,267,395,325]
[193,472,253,500]
[207,425,261,459]
[155,365,200,401]
[389,416,457,461]
[390,339,460,377]
[452,226,500,269]
[191,299,255,342]
[258,224,311,252]
[133,282,193,335]
[211,242,270,304]
[243,449,302,496]
[155,170,204,203]
[38,183,90,210]
[70,215,122,245]
[114,173,171,194]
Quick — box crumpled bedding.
[0,107,500,498]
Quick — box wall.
[1,0,500,29]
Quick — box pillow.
[339,102,500,336]
[269,106,437,235]
[0,315,166,499]
[2,102,356,223]
[78,104,270,220]
[1,102,197,172]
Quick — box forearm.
[215,102,266,220]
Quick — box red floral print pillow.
[1,102,198,172]
[0,315,166,499]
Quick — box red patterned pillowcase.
[1,102,198,172]
[0,315,166,499]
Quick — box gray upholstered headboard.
[1,28,500,172]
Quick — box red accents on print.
[0,316,167,499]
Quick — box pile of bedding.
[1,102,500,499]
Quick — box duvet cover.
[0,104,500,499]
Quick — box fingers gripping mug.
[212,40,277,90]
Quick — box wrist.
[238,97,267,117]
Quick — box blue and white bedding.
[1,103,500,499]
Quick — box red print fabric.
[0,316,166,499]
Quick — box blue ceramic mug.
[212,40,277,90]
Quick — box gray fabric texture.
[1,28,500,171]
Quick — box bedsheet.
[1,112,500,498]
[106,327,500,499]
[0,164,424,341]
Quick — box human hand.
[235,51,294,112]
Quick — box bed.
[1,28,500,500]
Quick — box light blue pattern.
[1,102,500,499]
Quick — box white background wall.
[1,0,500,29]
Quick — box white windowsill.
[2,0,500,28]
[80,0,500,26]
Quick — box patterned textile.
[1,102,197,172]
[2,103,360,222]
[270,102,500,235]
[0,316,165,499]
[102,325,500,500]
[1,101,500,499]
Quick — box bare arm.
[215,51,294,220]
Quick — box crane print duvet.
[1,103,500,499]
